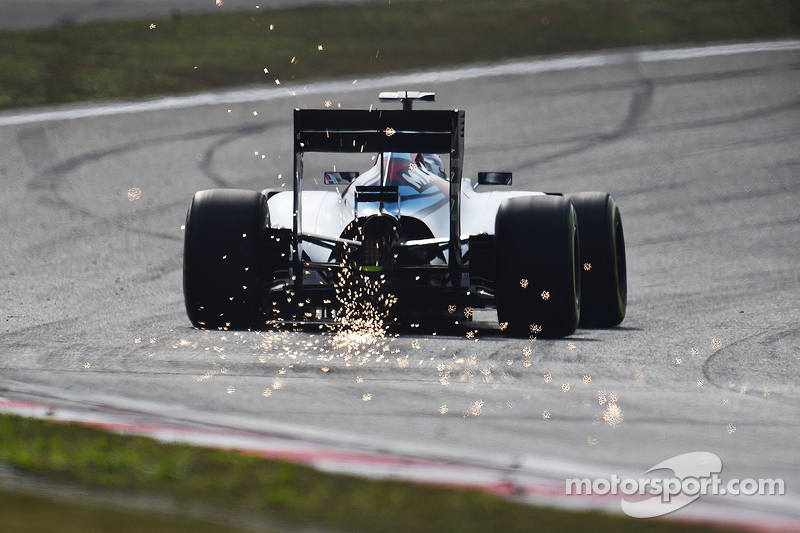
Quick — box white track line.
[1,40,799,127]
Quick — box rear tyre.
[567,192,626,327]
[183,189,269,329]
[494,195,580,338]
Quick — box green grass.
[0,0,798,110]
[0,490,250,533]
[0,413,736,533]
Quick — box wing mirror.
[323,171,359,184]
[478,172,512,185]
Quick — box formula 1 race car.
[183,92,627,337]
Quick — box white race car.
[183,92,626,337]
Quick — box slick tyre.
[567,192,627,327]
[183,189,269,330]
[495,195,580,338]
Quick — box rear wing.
[291,105,466,289]
[293,108,463,154]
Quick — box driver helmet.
[418,153,446,178]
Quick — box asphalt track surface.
[2,40,800,529]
